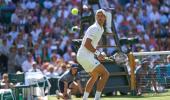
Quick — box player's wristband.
[94,50,100,57]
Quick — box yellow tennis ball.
[71,8,78,15]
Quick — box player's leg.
[94,64,110,100]
[95,64,110,91]
[83,69,99,100]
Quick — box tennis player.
[77,9,110,100]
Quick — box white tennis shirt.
[78,22,104,55]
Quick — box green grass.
[48,90,170,100]
[48,96,170,100]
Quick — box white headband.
[95,9,106,17]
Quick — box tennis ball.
[71,8,78,15]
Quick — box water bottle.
[19,93,23,100]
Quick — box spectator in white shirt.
[0,38,9,56]
[31,25,42,43]
[40,9,48,27]
[6,35,13,47]
[25,0,36,10]
[47,14,56,28]
[11,9,20,24]
[159,11,169,25]
[9,25,18,40]
[149,6,160,22]
[43,0,53,9]
[22,52,34,72]
[160,3,169,14]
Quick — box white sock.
[83,92,89,100]
[94,91,101,100]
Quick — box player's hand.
[97,54,105,61]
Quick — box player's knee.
[91,75,98,81]
[105,71,110,79]
[102,71,109,79]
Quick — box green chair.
[48,78,59,95]
[8,73,29,100]
[8,73,25,85]
[0,89,15,100]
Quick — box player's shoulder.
[87,24,98,32]
[90,23,99,29]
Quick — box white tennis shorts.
[77,52,100,72]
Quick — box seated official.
[136,59,158,95]
[57,64,83,99]
[28,61,41,72]
[0,73,14,89]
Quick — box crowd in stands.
[0,0,169,73]
[0,0,81,75]
[110,0,170,53]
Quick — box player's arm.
[84,27,98,53]
[84,38,96,53]
[84,38,105,61]
[63,81,68,96]
[76,80,83,94]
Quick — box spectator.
[45,64,58,78]
[43,0,53,9]
[32,43,42,58]
[8,25,18,40]
[11,8,20,24]
[63,47,74,62]
[0,73,14,89]
[41,45,50,62]
[0,38,9,56]
[148,6,160,22]
[58,63,68,76]
[14,44,26,72]
[21,52,34,72]
[7,34,13,47]
[25,0,36,10]
[35,55,43,71]
[166,55,170,76]
[50,53,63,75]
[8,45,17,73]
[41,62,50,73]
[26,35,34,52]
[30,25,42,43]
[166,55,170,64]
[0,38,9,73]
